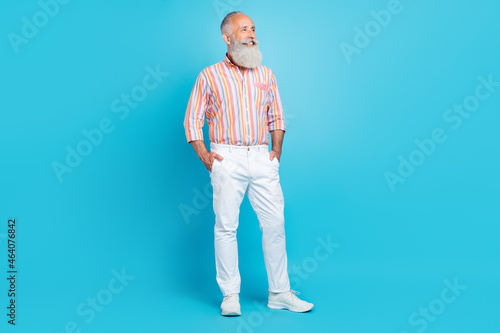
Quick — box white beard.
[228,36,262,68]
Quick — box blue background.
[1,0,499,332]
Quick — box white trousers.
[210,142,290,296]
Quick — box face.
[228,14,257,45]
[224,14,262,68]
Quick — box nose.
[249,30,256,39]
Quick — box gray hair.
[220,11,244,35]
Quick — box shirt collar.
[224,53,237,68]
[223,53,257,74]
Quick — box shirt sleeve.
[184,72,208,142]
[266,71,286,132]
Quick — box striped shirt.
[184,53,286,146]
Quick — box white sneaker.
[268,290,314,312]
[221,294,241,316]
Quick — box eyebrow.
[240,25,255,29]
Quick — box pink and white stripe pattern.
[184,54,286,146]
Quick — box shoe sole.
[221,311,241,316]
[267,302,314,313]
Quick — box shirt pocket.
[252,81,269,110]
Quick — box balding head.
[220,11,244,35]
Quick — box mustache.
[239,37,259,46]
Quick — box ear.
[222,33,231,46]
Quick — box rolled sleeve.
[184,72,208,142]
[266,72,286,132]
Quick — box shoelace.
[289,290,300,300]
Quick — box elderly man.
[184,11,313,316]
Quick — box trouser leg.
[210,146,248,296]
[246,149,290,293]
